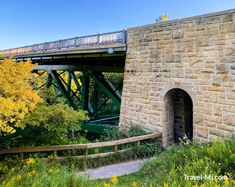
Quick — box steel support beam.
[50,70,76,109]
[67,72,72,96]
[81,74,90,111]
[92,82,99,118]
[34,65,124,73]
[92,72,121,108]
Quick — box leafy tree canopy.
[0,58,42,135]
[18,103,88,145]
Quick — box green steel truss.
[38,70,122,125]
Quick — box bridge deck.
[0,30,127,72]
[0,30,126,60]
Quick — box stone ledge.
[128,9,235,31]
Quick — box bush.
[101,124,148,141]
[1,103,88,147]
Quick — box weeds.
[0,137,234,186]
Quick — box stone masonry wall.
[119,9,235,146]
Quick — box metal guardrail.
[0,30,126,57]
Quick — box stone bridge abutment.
[120,9,235,146]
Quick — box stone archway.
[164,88,193,143]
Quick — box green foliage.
[1,103,88,147]
[116,137,235,187]
[60,140,162,171]
[0,158,79,187]
[101,124,148,141]
[0,155,20,177]
[1,138,234,187]
[38,86,65,105]
[23,103,88,145]
[91,73,124,116]
[23,103,87,131]
[103,73,123,88]
[82,137,234,187]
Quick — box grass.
[1,137,234,187]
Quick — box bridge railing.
[0,30,126,57]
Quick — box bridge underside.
[33,53,125,73]
[31,53,125,133]
[4,51,126,133]
[0,31,127,133]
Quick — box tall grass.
[1,137,234,187]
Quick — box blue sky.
[0,0,234,50]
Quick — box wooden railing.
[0,132,161,160]
[0,30,126,57]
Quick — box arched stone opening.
[164,88,193,143]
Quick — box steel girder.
[39,70,122,121]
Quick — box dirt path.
[78,159,144,179]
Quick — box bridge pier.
[120,9,235,146]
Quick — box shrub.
[1,103,88,147]
[101,124,148,141]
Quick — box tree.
[0,58,42,135]
[17,103,88,145]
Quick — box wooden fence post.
[20,152,24,160]
[54,150,57,157]
[114,145,118,153]
[137,140,140,147]
[85,148,88,159]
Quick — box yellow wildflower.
[163,182,168,187]
[223,175,229,184]
[110,175,118,185]
[25,158,36,165]
[13,174,22,181]
[132,181,138,187]
[48,168,53,173]
[103,183,111,187]
[27,170,36,177]
[5,181,14,187]
[11,167,15,172]
[213,139,218,144]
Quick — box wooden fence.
[0,132,161,160]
